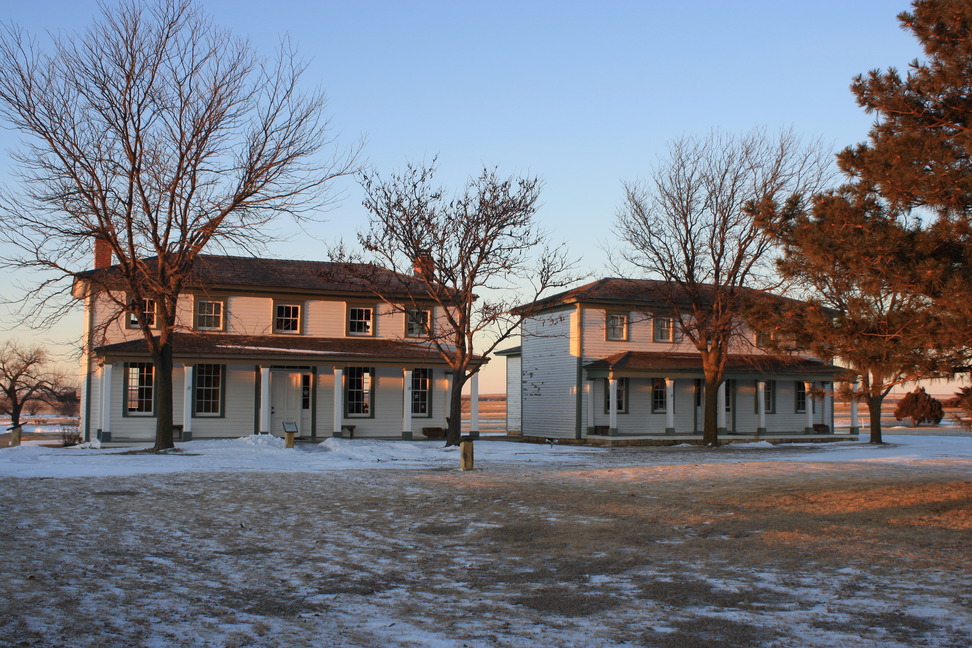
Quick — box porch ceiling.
[584,351,847,380]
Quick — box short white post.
[608,378,618,434]
[100,363,113,441]
[259,367,271,434]
[470,372,480,438]
[805,381,815,433]
[665,377,675,434]
[333,367,343,437]
[402,368,413,440]
[850,382,860,435]
[182,364,193,441]
[757,380,767,435]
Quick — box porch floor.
[530,431,859,447]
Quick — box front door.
[271,371,302,437]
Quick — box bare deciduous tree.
[338,162,578,446]
[615,128,831,446]
[0,341,66,446]
[0,0,357,450]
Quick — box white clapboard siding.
[521,311,577,438]
[505,355,522,433]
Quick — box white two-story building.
[502,278,849,442]
[75,255,459,442]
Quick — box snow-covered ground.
[1,435,969,647]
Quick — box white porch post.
[757,380,767,435]
[333,367,343,437]
[586,380,595,433]
[259,367,271,434]
[850,382,860,435]
[182,364,193,441]
[665,377,675,434]
[470,372,480,438]
[717,381,727,434]
[100,363,113,441]
[402,369,413,440]
[608,378,618,435]
[824,382,833,434]
[804,381,815,433]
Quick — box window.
[755,380,775,414]
[126,362,154,414]
[795,381,807,413]
[195,300,224,330]
[652,378,667,413]
[603,377,628,413]
[348,306,373,336]
[301,374,311,410]
[411,368,431,416]
[127,298,156,328]
[345,367,375,417]
[606,313,628,341]
[275,303,301,333]
[406,309,431,338]
[724,380,733,413]
[193,364,223,416]
[653,316,675,343]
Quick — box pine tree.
[894,387,944,426]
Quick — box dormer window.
[348,306,374,336]
[606,312,628,341]
[274,303,301,334]
[127,298,156,329]
[405,308,431,338]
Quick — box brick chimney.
[94,237,112,269]
[412,250,433,279]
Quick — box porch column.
[804,381,815,433]
[717,381,727,434]
[756,380,767,435]
[586,380,595,433]
[182,364,193,441]
[850,382,860,435]
[823,382,833,434]
[402,369,413,440]
[470,372,480,438]
[608,378,618,435]
[99,363,113,442]
[259,367,271,434]
[332,367,343,437]
[665,377,675,434]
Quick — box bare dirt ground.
[1,446,970,647]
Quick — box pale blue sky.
[0,1,921,390]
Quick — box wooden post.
[285,431,296,448]
[460,437,474,471]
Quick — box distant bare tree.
[0,341,65,446]
[0,0,357,450]
[615,129,831,446]
[338,162,578,446]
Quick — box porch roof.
[94,332,453,365]
[584,351,846,380]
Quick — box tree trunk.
[702,374,721,447]
[152,342,175,452]
[866,395,884,445]
[445,374,466,447]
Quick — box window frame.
[603,377,628,414]
[605,312,629,341]
[347,305,375,336]
[124,362,155,416]
[345,366,376,418]
[651,378,667,413]
[410,367,432,417]
[405,308,432,338]
[126,297,156,329]
[653,315,675,343]
[194,298,226,331]
[795,381,807,414]
[273,302,302,335]
[192,364,225,418]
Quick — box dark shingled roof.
[94,332,451,364]
[584,351,846,378]
[76,255,434,296]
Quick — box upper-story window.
[127,298,156,329]
[195,299,224,330]
[606,312,629,341]
[653,316,676,343]
[405,308,431,338]
[274,303,301,334]
[348,306,374,336]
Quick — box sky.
[0,0,923,392]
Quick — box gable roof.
[75,255,434,297]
